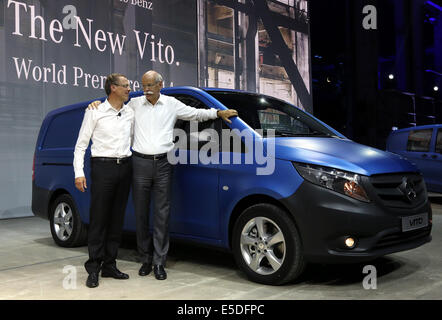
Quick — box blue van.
[32,87,432,285]
[386,124,442,193]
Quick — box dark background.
[310,0,441,149]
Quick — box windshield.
[206,90,339,138]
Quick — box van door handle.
[431,155,437,159]
[421,154,428,158]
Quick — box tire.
[232,203,305,285]
[49,194,87,247]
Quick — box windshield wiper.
[271,130,329,137]
[309,131,333,137]
[311,131,345,139]
[273,130,297,137]
[262,129,340,138]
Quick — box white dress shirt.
[73,99,134,178]
[129,94,218,155]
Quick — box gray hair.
[154,73,163,83]
[144,70,163,84]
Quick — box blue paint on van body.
[33,87,432,265]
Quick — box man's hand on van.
[87,100,101,110]
[217,109,238,124]
[75,177,87,192]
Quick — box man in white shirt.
[89,71,237,280]
[74,73,134,288]
[134,71,236,280]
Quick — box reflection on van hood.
[270,137,418,176]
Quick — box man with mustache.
[89,71,237,280]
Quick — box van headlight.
[293,162,370,202]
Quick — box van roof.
[392,124,442,133]
[45,86,292,119]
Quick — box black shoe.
[153,265,167,280]
[138,263,152,276]
[86,272,99,288]
[101,266,129,280]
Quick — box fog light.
[345,237,356,249]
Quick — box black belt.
[91,156,131,164]
[132,150,167,160]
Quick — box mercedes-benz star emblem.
[400,177,417,203]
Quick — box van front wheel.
[232,204,305,285]
[49,194,87,247]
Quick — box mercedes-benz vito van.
[33,87,432,285]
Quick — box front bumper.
[280,181,432,263]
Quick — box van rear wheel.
[49,194,87,247]
[232,204,305,285]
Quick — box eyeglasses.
[114,83,131,88]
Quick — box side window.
[406,129,433,152]
[170,94,247,153]
[171,94,216,151]
[42,109,84,149]
[436,129,442,154]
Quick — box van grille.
[374,226,431,249]
[366,173,426,209]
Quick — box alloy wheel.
[53,202,74,241]
[240,216,286,275]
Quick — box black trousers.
[84,158,132,274]
[132,155,172,266]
